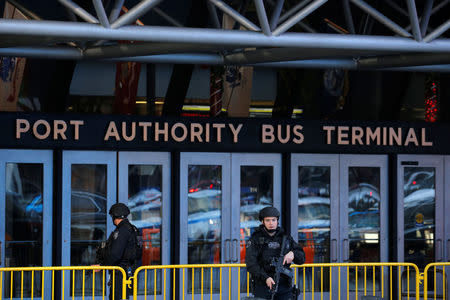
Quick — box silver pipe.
[350,0,412,37]
[207,2,221,28]
[383,0,408,17]
[269,0,284,30]
[208,0,259,31]
[111,0,163,29]
[298,21,317,33]
[343,0,355,34]
[278,0,310,24]
[92,0,110,27]
[2,20,450,53]
[254,0,271,36]
[108,0,125,23]
[273,0,327,36]
[57,0,99,24]
[424,19,450,42]
[420,0,434,36]
[0,46,83,59]
[358,53,450,68]
[405,0,422,41]
[154,7,183,27]
[431,0,449,15]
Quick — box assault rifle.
[269,236,293,300]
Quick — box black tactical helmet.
[258,206,280,221]
[109,203,130,219]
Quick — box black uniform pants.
[108,270,129,300]
[254,283,293,300]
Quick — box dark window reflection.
[128,165,162,295]
[240,166,273,292]
[298,166,331,292]
[5,163,43,298]
[71,164,107,296]
[403,167,435,270]
[187,165,221,293]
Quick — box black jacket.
[245,225,305,284]
[102,219,137,268]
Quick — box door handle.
[331,239,337,262]
[342,239,349,262]
[224,239,231,263]
[447,240,450,261]
[232,239,239,263]
[436,239,442,261]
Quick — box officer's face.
[263,217,278,230]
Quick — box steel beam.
[208,0,259,31]
[108,0,125,23]
[383,0,408,17]
[0,46,83,58]
[343,0,355,34]
[92,0,110,27]
[424,19,450,42]
[405,0,421,41]
[273,0,327,36]
[2,20,450,53]
[431,0,449,15]
[420,0,434,36]
[269,0,284,30]
[154,7,183,27]
[350,0,412,37]
[207,2,221,28]
[57,0,99,24]
[278,0,310,24]
[111,0,163,29]
[254,0,271,36]
[358,53,450,68]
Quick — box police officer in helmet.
[246,207,305,300]
[94,203,139,300]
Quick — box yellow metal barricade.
[424,263,449,300]
[0,266,128,300]
[133,264,250,300]
[290,263,421,300]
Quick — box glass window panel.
[4,163,43,298]
[403,167,435,271]
[70,164,107,296]
[240,166,274,292]
[187,165,222,294]
[128,164,163,295]
[298,166,331,292]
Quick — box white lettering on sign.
[16,119,84,140]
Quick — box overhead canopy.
[1,0,449,71]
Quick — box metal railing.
[1,263,446,300]
[0,266,128,300]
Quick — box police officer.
[95,203,139,300]
[246,207,305,300]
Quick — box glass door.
[290,154,339,300]
[0,149,53,299]
[397,155,444,298]
[118,152,171,299]
[231,153,282,299]
[179,152,231,300]
[62,151,116,298]
[340,155,388,298]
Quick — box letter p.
[16,119,30,139]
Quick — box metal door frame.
[445,156,450,262]
[61,151,117,267]
[0,149,53,267]
[118,152,171,300]
[179,152,231,299]
[290,154,340,299]
[396,155,444,263]
[231,153,282,298]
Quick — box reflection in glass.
[71,164,107,296]
[128,165,162,294]
[348,167,380,292]
[240,166,273,292]
[403,167,435,270]
[187,165,221,293]
[4,163,43,298]
[298,166,331,292]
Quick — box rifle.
[269,236,293,300]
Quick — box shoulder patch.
[113,231,119,239]
[246,240,252,248]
